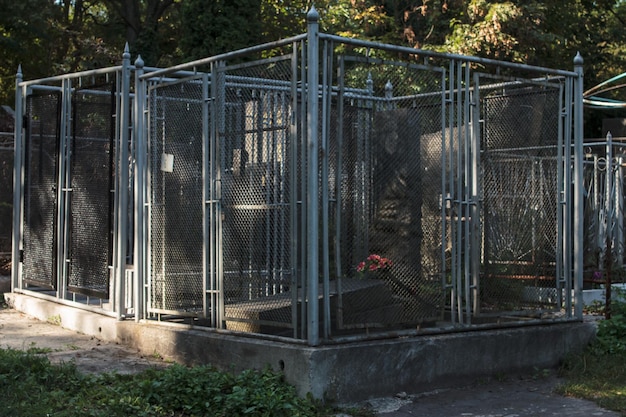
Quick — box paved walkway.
[0,306,620,417]
[349,375,621,416]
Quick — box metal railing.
[12,9,585,345]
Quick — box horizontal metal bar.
[20,66,122,87]
[141,34,307,80]
[229,204,289,210]
[320,33,578,77]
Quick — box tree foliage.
[2,0,626,127]
[180,0,262,61]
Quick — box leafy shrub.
[0,349,326,417]
[591,288,626,355]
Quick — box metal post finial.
[385,80,393,98]
[135,55,144,69]
[123,42,131,61]
[574,51,583,66]
[307,5,319,22]
[366,72,373,94]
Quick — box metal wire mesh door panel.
[22,92,61,289]
[67,85,115,298]
[148,79,204,314]
[219,58,295,333]
[480,81,562,312]
[332,58,446,330]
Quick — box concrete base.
[4,292,596,403]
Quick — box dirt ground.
[0,305,169,375]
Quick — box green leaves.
[0,349,326,417]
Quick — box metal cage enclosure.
[11,12,585,345]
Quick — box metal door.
[22,92,61,289]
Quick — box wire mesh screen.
[149,79,204,314]
[219,58,295,333]
[22,92,60,288]
[331,59,446,329]
[67,85,115,298]
[481,82,561,312]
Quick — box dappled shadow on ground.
[0,308,169,375]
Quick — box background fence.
[0,107,14,260]
[11,11,585,345]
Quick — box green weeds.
[559,288,626,415]
[0,348,328,417]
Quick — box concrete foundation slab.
[4,292,596,403]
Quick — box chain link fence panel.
[22,92,60,289]
[148,79,204,314]
[481,81,562,312]
[219,57,296,333]
[67,84,116,298]
[331,59,446,330]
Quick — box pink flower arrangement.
[356,254,392,274]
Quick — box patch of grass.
[25,342,53,354]
[531,367,552,380]
[558,289,626,415]
[148,350,164,360]
[0,347,332,417]
[47,314,61,326]
[558,351,626,414]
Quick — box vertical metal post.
[58,77,72,300]
[299,40,308,339]
[202,71,212,325]
[455,60,464,324]
[470,71,481,315]
[617,156,624,268]
[440,67,449,322]
[133,55,145,321]
[320,39,331,339]
[115,45,131,319]
[213,61,226,328]
[334,56,346,330]
[562,77,573,315]
[462,63,471,323]
[555,83,565,308]
[306,6,320,346]
[605,132,614,318]
[334,59,344,280]
[447,60,457,325]
[606,133,614,261]
[573,53,584,319]
[205,70,222,326]
[290,42,300,338]
[11,66,23,292]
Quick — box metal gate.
[18,72,124,305]
[23,92,60,289]
[329,56,447,330]
[144,55,300,334]
[480,78,564,313]
[147,77,205,315]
